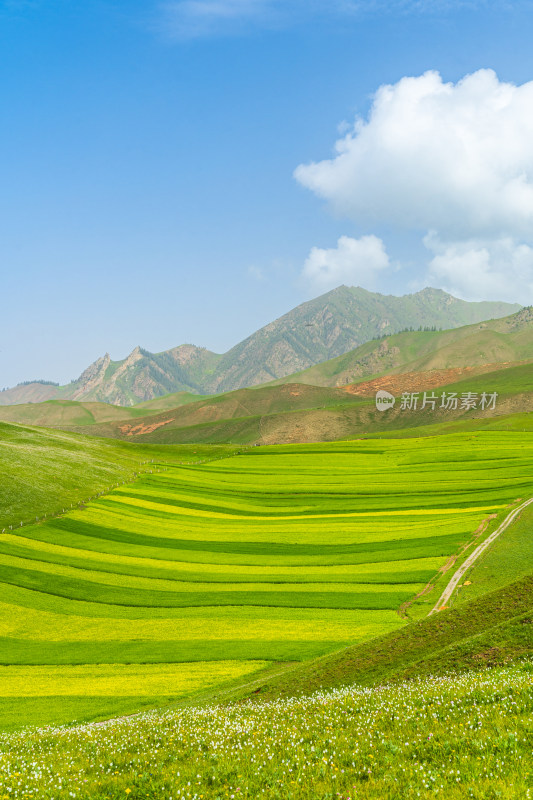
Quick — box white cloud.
[295,69,533,239]
[295,69,533,302]
[425,234,533,302]
[301,234,390,293]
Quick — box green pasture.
[1,663,531,799]
[366,409,533,438]
[455,500,533,605]
[1,429,532,729]
[0,421,239,528]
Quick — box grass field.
[1,662,530,799]
[0,421,239,528]
[228,576,533,703]
[453,501,533,605]
[1,430,532,729]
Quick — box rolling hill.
[0,286,519,406]
[0,421,238,529]
[0,392,203,428]
[275,305,533,388]
[1,427,532,733]
[55,362,529,445]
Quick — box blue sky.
[2,0,533,386]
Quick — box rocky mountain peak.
[1,286,523,407]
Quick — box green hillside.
[452,499,533,606]
[136,390,205,410]
[0,399,153,427]
[234,574,533,702]
[2,357,531,448]
[1,305,527,446]
[1,660,530,800]
[0,394,203,427]
[0,421,238,529]
[277,305,533,388]
[1,430,532,731]
[48,360,531,445]
[1,307,531,447]
[2,660,530,800]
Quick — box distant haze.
[0,287,520,406]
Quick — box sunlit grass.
[0,661,268,697]
[0,663,530,799]
[2,430,533,728]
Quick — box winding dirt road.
[429,496,533,615]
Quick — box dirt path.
[429,496,533,615]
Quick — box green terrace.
[0,430,532,729]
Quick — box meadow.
[1,430,532,729]
[0,662,530,799]
[0,421,239,529]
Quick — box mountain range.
[1,305,532,445]
[1,286,520,406]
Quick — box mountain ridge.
[1,307,532,444]
[1,286,520,406]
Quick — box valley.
[1,429,532,732]
[5,5,533,794]
[1,300,532,799]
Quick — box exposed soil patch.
[344,362,516,398]
[119,418,175,437]
[472,514,497,538]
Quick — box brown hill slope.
[2,308,531,445]
[49,360,533,445]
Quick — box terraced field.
[1,431,532,729]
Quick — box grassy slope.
[0,393,204,427]
[275,306,533,388]
[0,399,155,427]
[52,383,366,442]
[135,390,206,410]
[226,575,533,704]
[2,663,530,799]
[453,500,533,606]
[55,360,532,445]
[0,421,239,528]
[0,307,532,446]
[1,431,533,730]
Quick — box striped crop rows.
[1,431,532,728]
